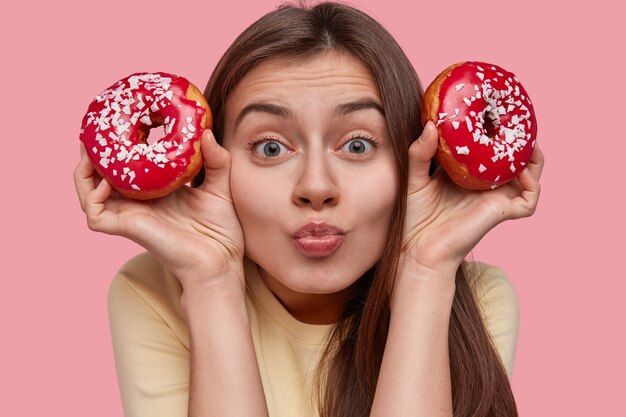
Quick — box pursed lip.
[292,221,345,238]
[292,222,346,257]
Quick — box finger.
[510,167,541,219]
[526,142,544,182]
[74,144,100,212]
[198,130,232,197]
[84,177,113,231]
[408,121,439,193]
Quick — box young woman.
[74,2,543,417]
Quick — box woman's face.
[222,52,398,322]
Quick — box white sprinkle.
[465,116,473,132]
[150,102,160,112]
[91,146,98,154]
[186,116,193,124]
[512,115,519,124]
[137,101,145,110]
[477,72,485,80]
[452,121,460,130]
[507,104,516,112]
[140,115,152,125]
[145,168,149,173]
[455,83,465,91]
[456,146,470,155]
[477,65,485,71]
[188,124,196,132]
[479,164,487,173]
[113,169,117,176]
[122,105,131,115]
[131,184,141,190]
[510,163,516,172]
[439,112,448,119]
[495,175,500,181]
[463,97,472,106]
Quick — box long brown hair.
[196,2,517,416]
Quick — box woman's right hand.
[74,129,245,291]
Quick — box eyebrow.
[333,99,385,117]
[234,98,385,129]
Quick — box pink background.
[2,0,623,415]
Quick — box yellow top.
[108,252,519,417]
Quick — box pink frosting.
[79,72,207,193]
[435,62,537,187]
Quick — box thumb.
[408,120,439,192]
[199,129,232,196]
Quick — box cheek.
[229,159,285,235]
[347,160,398,222]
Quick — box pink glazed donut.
[79,72,212,199]
[422,62,537,190]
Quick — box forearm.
[370,265,456,417]
[181,271,269,417]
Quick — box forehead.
[225,52,381,113]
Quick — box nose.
[292,152,339,210]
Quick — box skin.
[221,52,397,324]
[74,50,544,417]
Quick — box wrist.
[180,264,246,315]
[392,257,457,312]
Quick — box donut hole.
[483,115,497,138]
[137,115,168,145]
[146,124,168,145]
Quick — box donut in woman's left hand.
[422,62,537,190]
[79,72,212,199]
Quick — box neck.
[258,268,356,325]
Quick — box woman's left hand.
[401,121,544,278]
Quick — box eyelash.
[346,132,383,151]
[244,134,284,151]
